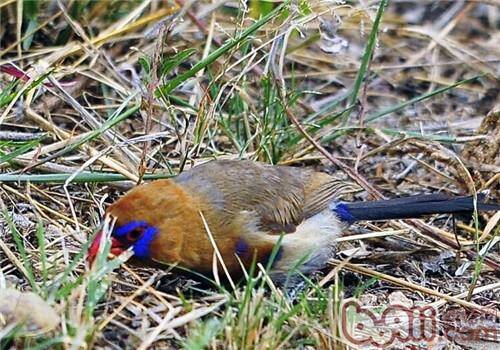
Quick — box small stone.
[0,288,60,336]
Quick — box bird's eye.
[126,228,144,241]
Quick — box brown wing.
[175,160,359,232]
[302,171,361,219]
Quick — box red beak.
[87,231,126,265]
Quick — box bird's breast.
[147,190,264,275]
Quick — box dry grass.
[0,1,499,349]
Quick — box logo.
[340,299,499,348]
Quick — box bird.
[88,159,499,283]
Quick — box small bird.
[88,160,499,282]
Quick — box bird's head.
[87,179,192,264]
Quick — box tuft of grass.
[157,3,286,96]
[0,212,128,347]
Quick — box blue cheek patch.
[132,226,158,259]
[114,221,148,237]
[331,202,356,224]
[112,221,158,259]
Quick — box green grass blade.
[0,80,19,108]
[35,219,48,296]
[25,337,65,350]
[0,139,42,166]
[2,208,38,292]
[342,0,388,123]
[366,75,482,123]
[160,48,197,76]
[158,3,286,95]
[378,128,460,143]
[0,171,172,183]
[321,75,483,143]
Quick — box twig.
[0,131,46,141]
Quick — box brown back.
[175,160,359,233]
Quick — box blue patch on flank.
[332,202,356,223]
[236,239,249,256]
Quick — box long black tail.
[337,194,499,222]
